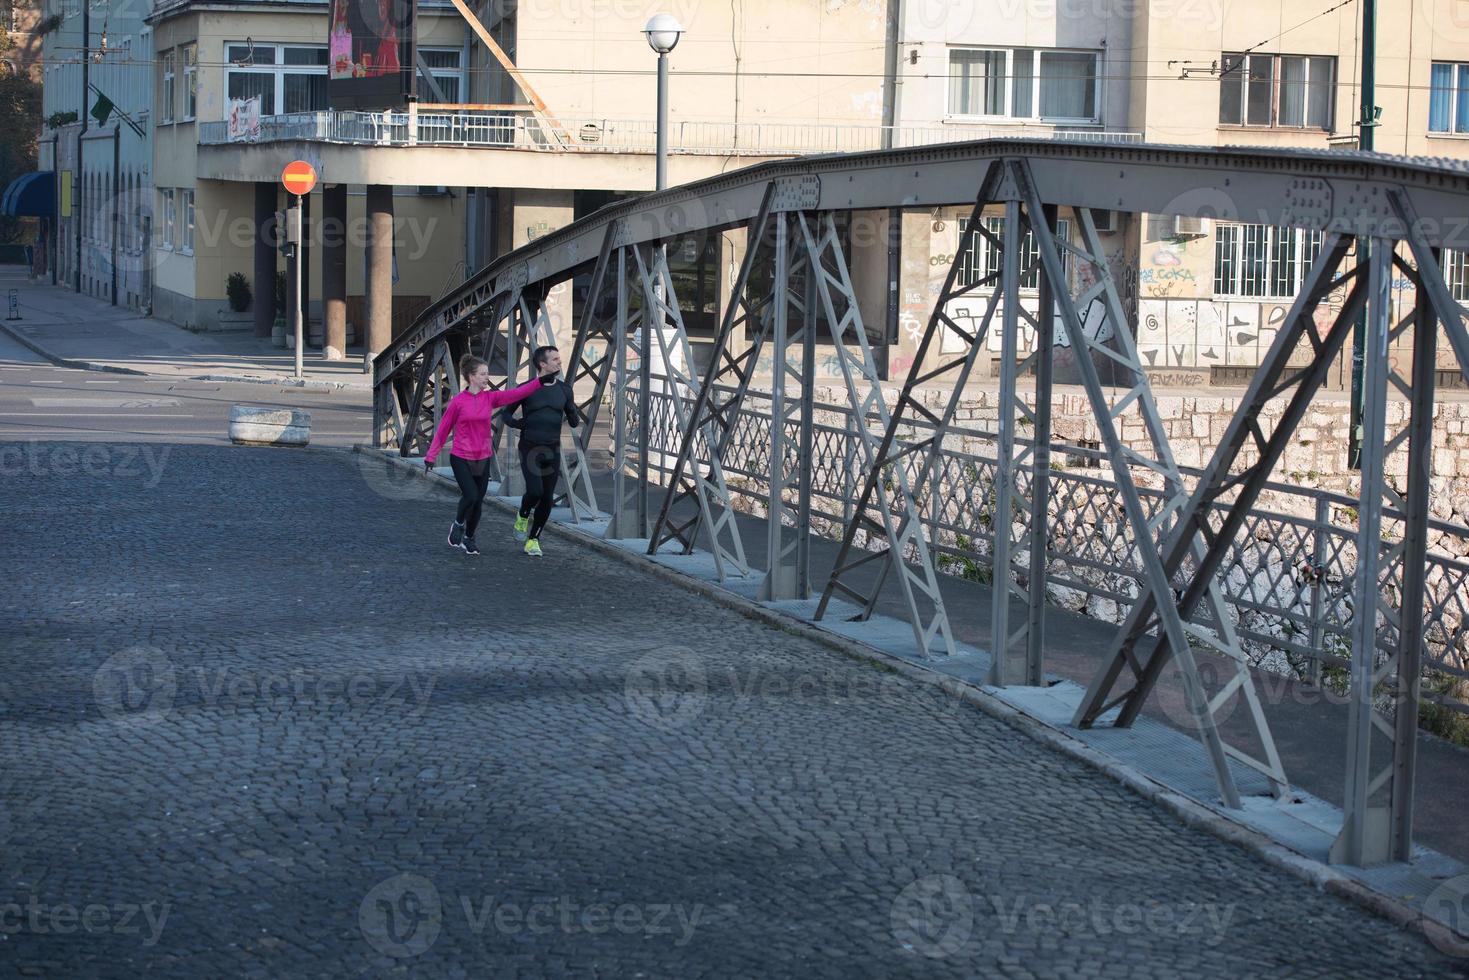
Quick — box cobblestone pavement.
[2,443,1466,978]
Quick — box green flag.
[89,91,115,126]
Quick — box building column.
[301,191,314,348]
[253,183,277,337]
[366,184,394,357]
[322,183,348,360]
[509,189,575,351]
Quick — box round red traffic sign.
[281,160,317,197]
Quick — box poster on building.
[327,0,415,110]
[227,96,262,142]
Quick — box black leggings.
[450,455,492,536]
[518,442,560,540]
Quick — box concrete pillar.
[366,184,394,357]
[253,182,277,338]
[509,189,575,353]
[893,208,932,381]
[322,183,348,360]
[850,208,894,378]
[716,225,748,360]
[301,191,314,348]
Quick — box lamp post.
[643,14,683,192]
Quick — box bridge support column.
[252,182,277,338]
[366,184,394,357]
[322,183,348,360]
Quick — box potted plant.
[225,272,252,313]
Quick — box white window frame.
[1219,52,1335,130]
[160,189,176,251]
[417,47,465,104]
[946,47,1101,125]
[224,42,329,118]
[181,42,198,120]
[181,189,195,254]
[1213,223,1323,299]
[1429,62,1469,135]
[160,49,175,123]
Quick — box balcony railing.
[197,110,1144,155]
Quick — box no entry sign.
[281,160,317,197]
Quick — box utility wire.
[1220,0,1357,77]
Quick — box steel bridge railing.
[618,376,1469,718]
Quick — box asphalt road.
[0,332,372,446]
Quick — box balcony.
[197,110,1143,156]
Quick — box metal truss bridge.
[370,139,1469,871]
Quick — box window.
[181,189,195,252]
[226,43,328,117]
[956,216,1071,290]
[419,49,463,104]
[1219,53,1334,129]
[1441,250,1469,302]
[948,48,1099,123]
[160,189,176,250]
[1429,63,1469,134]
[182,43,198,119]
[160,49,175,122]
[1213,224,1324,298]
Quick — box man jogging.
[501,345,580,557]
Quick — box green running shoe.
[513,515,530,541]
[523,538,543,557]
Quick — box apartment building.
[139,0,892,350]
[35,0,153,307]
[31,0,1469,382]
[891,0,1469,385]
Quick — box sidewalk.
[0,267,374,390]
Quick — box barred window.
[956,216,1070,290]
[1213,223,1323,298]
[1445,250,1469,302]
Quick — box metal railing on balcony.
[197,110,1143,155]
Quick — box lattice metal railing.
[626,376,1469,718]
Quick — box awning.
[2,171,56,218]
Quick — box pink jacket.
[424,379,544,462]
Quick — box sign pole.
[294,192,304,380]
[279,160,317,381]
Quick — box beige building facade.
[884,0,1469,386]
[34,0,1469,382]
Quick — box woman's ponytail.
[459,354,488,382]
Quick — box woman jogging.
[423,354,549,555]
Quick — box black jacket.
[501,378,580,445]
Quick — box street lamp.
[643,13,683,191]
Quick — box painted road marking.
[30,397,183,408]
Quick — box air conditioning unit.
[1092,209,1118,233]
[418,185,449,197]
[1174,215,1208,237]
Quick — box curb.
[0,321,149,376]
[354,443,1460,953]
[0,321,373,391]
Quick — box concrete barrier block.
[229,405,312,446]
